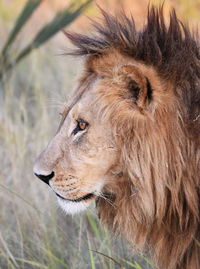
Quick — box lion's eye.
[78,121,87,130]
[72,119,88,135]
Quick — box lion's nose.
[34,171,55,185]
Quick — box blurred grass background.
[0,0,200,268]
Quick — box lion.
[33,6,200,269]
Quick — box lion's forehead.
[65,81,101,122]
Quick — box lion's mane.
[65,6,200,269]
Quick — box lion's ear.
[116,65,152,110]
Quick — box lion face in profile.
[34,6,200,269]
[33,53,171,216]
[34,73,120,214]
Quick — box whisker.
[96,191,116,209]
[55,180,116,209]
[79,186,116,209]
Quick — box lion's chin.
[57,197,93,215]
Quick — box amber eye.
[78,121,87,130]
[72,119,88,136]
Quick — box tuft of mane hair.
[64,5,200,269]
[65,6,200,136]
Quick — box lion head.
[34,6,200,269]
[33,71,119,214]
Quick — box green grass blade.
[86,211,102,242]
[119,255,154,269]
[134,261,143,269]
[31,0,91,47]
[1,0,42,56]
[119,257,138,268]
[87,233,96,269]
[16,0,91,59]
[2,0,91,75]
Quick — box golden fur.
[34,6,200,269]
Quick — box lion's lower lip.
[56,192,94,202]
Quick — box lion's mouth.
[56,192,95,202]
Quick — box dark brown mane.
[65,6,200,136]
[65,6,200,83]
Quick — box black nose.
[34,171,55,185]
